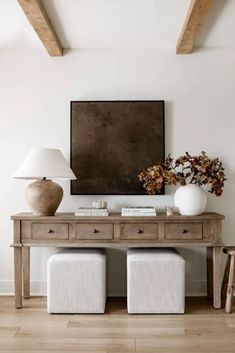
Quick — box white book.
[122,207,156,213]
[122,210,156,214]
[121,212,156,217]
[75,212,108,217]
[77,208,108,213]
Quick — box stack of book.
[75,208,109,217]
[121,207,157,217]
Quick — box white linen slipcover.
[127,248,185,314]
[47,249,106,314]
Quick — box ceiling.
[0,0,234,51]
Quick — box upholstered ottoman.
[47,249,106,314]
[127,248,185,314]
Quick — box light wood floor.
[0,296,234,352]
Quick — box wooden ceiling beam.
[177,0,213,54]
[17,0,63,56]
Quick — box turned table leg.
[14,246,22,308]
[225,255,235,313]
[23,246,30,299]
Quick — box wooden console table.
[11,212,225,309]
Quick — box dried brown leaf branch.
[138,151,226,196]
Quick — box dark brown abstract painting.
[71,101,165,195]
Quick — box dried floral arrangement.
[138,151,226,196]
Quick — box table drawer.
[76,223,113,240]
[31,223,69,240]
[165,223,203,240]
[120,223,158,240]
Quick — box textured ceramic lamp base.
[26,180,63,216]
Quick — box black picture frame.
[70,100,165,195]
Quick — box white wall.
[1,18,235,295]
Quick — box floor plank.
[0,338,134,352]
[16,326,184,339]
[136,336,235,353]
[68,314,228,329]
[0,312,71,328]
[0,327,20,338]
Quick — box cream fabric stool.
[127,248,185,314]
[47,249,106,313]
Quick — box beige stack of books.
[75,208,109,216]
[121,207,157,217]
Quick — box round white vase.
[174,184,207,216]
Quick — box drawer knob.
[137,229,143,234]
[182,229,189,234]
[93,229,99,233]
[48,229,54,234]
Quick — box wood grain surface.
[0,296,234,352]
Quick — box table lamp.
[14,148,77,216]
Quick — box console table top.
[11,212,225,221]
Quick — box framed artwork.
[70,100,165,195]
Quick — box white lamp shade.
[13,148,77,180]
